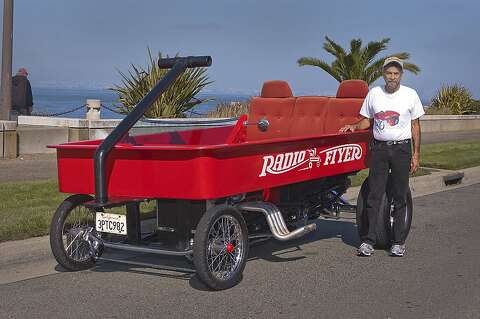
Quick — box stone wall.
[420,115,480,133]
[0,121,17,158]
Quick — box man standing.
[340,57,425,257]
[11,67,33,118]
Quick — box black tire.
[193,205,249,290]
[50,194,97,271]
[386,186,413,246]
[356,178,413,249]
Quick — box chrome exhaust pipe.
[237,201,316,241]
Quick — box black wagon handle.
[158,56,212,69]
[94,55,212,205]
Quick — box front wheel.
[193,205,249,290]
[50,194,99,271]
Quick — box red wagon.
[49,56,412,290]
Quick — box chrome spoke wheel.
[207,215,244,281]
[194,205,249,290]
[50,194,98,271]
[62,205,95,263]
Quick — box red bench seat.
[246,80,368,141]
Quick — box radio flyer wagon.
[49,56,413,290]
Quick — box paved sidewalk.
[0,236,56,285]
[0,153,57,182]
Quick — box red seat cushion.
[289,97,329,137]
[323,98,363,134]
[246,81,295,141]
[248,80,366,140]
[336,80,369,98]
[261,80,293,98]
[246,97,296,141]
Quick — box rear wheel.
[356,178,413,249]
[193,205,249,290]
[50,194,99,271]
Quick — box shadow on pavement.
[56,216,359,291]
[248,217,359,263]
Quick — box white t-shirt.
[360,85,425,141]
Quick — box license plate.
[96,212,127,235]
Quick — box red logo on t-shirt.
[374,111,400,130]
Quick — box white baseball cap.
[383,56,403,69]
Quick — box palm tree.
[297,36,420,85]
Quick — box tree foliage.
[298,36,420,85]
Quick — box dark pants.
[363,141,412,246]
[12,106,31,115]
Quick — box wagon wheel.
[50,194,101,271]
[193,205,249,290]
[356,178,413,249]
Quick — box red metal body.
[50,115,371,200]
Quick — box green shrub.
[470,99,480,114]
[110,49,212,118]
[429,84,474,115]
[207,100,250,118]
[425,106,453,115]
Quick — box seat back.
[336,80,369,99]
[247,79,368,140]
[323,98,363,134]
[246,81,295,141]
[289,96,329,137]
[323,80,368,133]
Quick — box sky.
[2,0,479,101]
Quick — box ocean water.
[31,87,251,119]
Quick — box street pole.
[0,0,13,120]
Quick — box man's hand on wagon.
[339,124,357,132]
[339,117,371,133]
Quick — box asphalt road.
[1,184,479,319]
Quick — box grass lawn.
[1,140,479,243]
[420,141,480,170]
[0,180,155,243]
[0,180,66,242]
[349,167,431,188]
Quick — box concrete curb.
[1,168,480,285]
[0,236,58,285]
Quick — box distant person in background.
[11,67,33,118]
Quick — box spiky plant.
[430,84,474,115]
[470,99,480,114]
[110,49,212,118]
[206,100,250,118]
[298,36,420,85]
